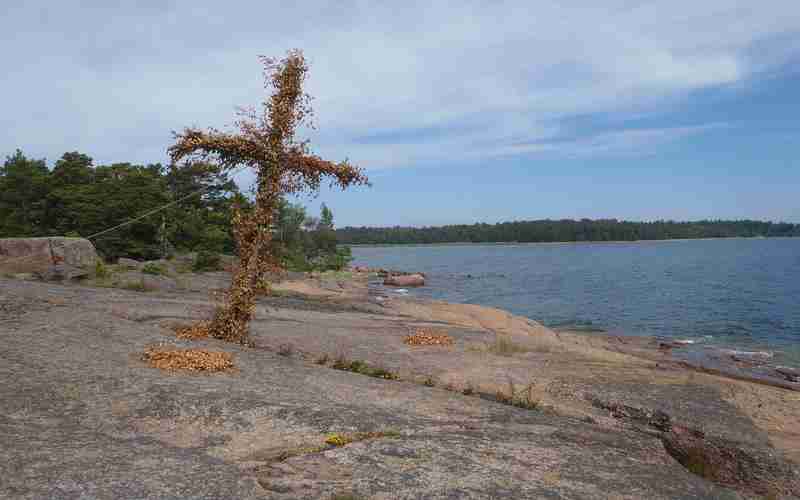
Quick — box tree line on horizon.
[335,218,800,245]
[0,149,351,270]
[5,149,798,255]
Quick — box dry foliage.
[142,347,234,373]
[172,321,211,340]
[404,328,454,346]
[169,49,368,344]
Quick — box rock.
[0,237,98,275]
[48,238,99,268]
[141,275,176,291]
[731,355,769,366]
[384,273,425,287]
[37,264,89,281]
[775,367,800,383]
[115,271,177,292]
[377,269,425,278]
[0,278,749,499]
[172,252,196,264]
[117,258,142,269]
[0,238,53,274]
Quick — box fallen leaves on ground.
[404,328,454,346]
[142,347,234,373]
[172,321,211,340]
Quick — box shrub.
[142,262,164,275]
[192,250,221,272]
[94,259,109,279]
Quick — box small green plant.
[325,430,401,448]
[142,262,164,275]
[94,259,110,279]
[192,250,221,272]
[368,367,399,380]
[330,356,399,380]
[348,360,368,373]
[325,433,349,446]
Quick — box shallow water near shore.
[352,238,800,368]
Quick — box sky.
[2,1,799,227]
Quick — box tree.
[164,161,242,253]
[169,50,368,343]
[319,203,334,229]
[44,152,96,237]
[0,150,50,237]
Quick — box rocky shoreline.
[362,264,800,392]
[2,267,799,498]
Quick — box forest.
[0,149,350,270]
[335,219,800,245]
[4,149,798,261]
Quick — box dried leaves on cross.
[168,50,368,343]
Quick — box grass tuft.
[330,355,399,380]
[487,335,549,356]
[495,377,540,410]
[142,262,165,275]
[94,260,110,279]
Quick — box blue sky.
[2,1,799,226]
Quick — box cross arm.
[169,128,266,172]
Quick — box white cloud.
[1,1,799,169]
[491,123,731,158]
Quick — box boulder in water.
[384,273,425,287]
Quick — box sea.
[352,238,800,369]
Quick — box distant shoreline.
[346,235,799,248]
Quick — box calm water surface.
[352,239,800,366]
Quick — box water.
[352,238,800,367]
